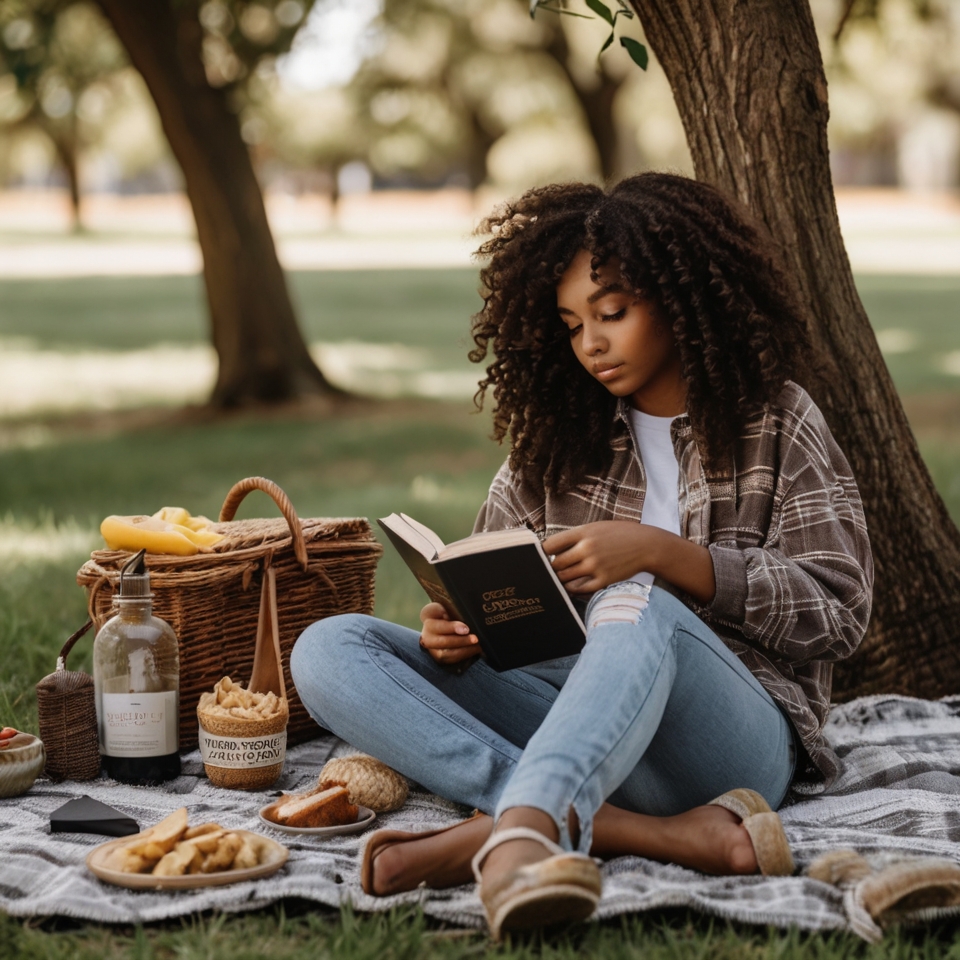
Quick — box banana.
[101,508,225,555]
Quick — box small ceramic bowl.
[0,735,46,798]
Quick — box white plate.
[258,804,376,836]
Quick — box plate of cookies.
[259,784,376,836]
[86,807,288,889]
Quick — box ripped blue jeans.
[290,584,795,853]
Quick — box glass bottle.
[93,549,180,784]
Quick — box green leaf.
[529,0,540,18]
[585,0,615,25]
[599,31,614,54]
[610,1,634,25]
[620,35,649,69]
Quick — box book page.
[438,527,537,559]
[396,513,446,557]
[378,513,442,561]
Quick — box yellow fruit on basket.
[153,506,192,526]
[101,512,224,555]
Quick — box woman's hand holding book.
[543,522,716,604]
[419,602,481,666]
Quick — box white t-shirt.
[627,408,681,586]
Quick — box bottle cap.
[118,548,152,599]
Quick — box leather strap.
[471,827,572,883]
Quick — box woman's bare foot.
[369,813,492,895]
[592,802,758,874]
[477,802,760,884]
[370,800,760,895]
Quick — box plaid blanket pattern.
[1,694,958,939]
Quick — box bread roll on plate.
[264,785,358,829]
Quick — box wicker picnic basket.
[76,477,383,750]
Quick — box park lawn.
[0,269,483,373]
[1,269,959,956]
[1,395,959,958]
[4,901,960,960]
[1,270,959,392]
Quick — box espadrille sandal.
[807,848,960,943]
[709,788,795,876]
[471,827,602,941]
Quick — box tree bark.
[97,0,335,405]
[629,0,960,699]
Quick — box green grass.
[0,269,483,370]
[2,270,958,385]
[856,275,960,393]
[2,401,959,958]
[2,902,959,960]
[1,269,960,956]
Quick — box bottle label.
[198,727,287,769]
[101,692,179,757]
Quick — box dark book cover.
[50,796,140,837]
[441,543,585,671]
[378,516,585,671]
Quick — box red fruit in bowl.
[0,727,17,740]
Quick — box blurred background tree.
[93,0,341,406]
[341,0,665,191]
[1,0,959,698]
[0,1,127,230]
[347,0,598,191]
[822,0,960,191]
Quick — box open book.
[377,513,586,671]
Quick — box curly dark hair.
[470,172,811,492]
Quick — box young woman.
[291,173,874,939]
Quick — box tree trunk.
[630,0,960,699]
[97,0,336,405]
[465,108,497,189]
[49,129,82,233]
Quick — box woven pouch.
[319,754,409,812]
[35,621,101,781]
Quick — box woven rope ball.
[318,754,408,812]
[35,622,100,782]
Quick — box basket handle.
[219,477,309,570]
[58,620,93,671]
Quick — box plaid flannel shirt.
[473,381,874,790]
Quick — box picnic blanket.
[2,693,959,941]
